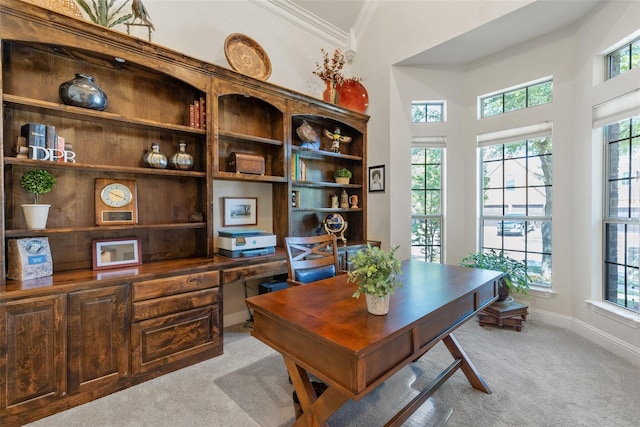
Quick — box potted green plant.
[333,168,352,184]
[459,249,529,301]
[20,169,56,230]
[348,244,403,315]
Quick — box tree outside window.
[481,80,552,118]
[411,147,443,262]
[603,116,639,313]
[480,137,553,287]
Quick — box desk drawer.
[222,260,287,283]
[131,306,221,375]
[132,271,219,301]
[132,288,219,322]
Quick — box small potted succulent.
[348,244,403,315]
[459,249,529,301]
[333,168,352,184]
[20,169,56,230]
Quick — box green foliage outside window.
[411,147,442,263]
[481,80,552,118]
[608,38,640,78]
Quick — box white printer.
[217,230,276,258]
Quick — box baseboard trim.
[224,311,252,328]
[529,308,640,368]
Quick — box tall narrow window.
[411,147,443,262]
[603,116,639,312]
[479,137,553,287]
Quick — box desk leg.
[284,357,348,427]
[443,333,491,394]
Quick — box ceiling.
[290,0,603,65]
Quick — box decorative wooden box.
[228,152,265,175]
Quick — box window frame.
[602,116,640,313]
[478,137,553,288]
[411,101,445,123]
[479,78,553,119]
[411,145,444,263]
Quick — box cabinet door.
[67,285,129,395]
[0,295,66,410]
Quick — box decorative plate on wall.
[224,33,272,81]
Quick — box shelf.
[4,158,207,178]
[292,180,362,189]
[5,222,207,237]
[219,130,283,146]
[292,146,362,162]
[214,171,287,182]
[293,208,362,213]
[3,94,206,136]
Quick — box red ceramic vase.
[336,80,369,113]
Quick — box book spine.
[189,104,195,127]
[57,136,66,162]
[21,122,46,160]
[199,96,206,129]
[193,100,200,129]
[46,125,56,150]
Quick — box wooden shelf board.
[292,146,362,161]
[293,208,363,213]
[4,158,207,178]
[5,222,207,236]
[214,171,287,182]
[3,94,206,135]
[219,130,283,146]
[292,180,362,189]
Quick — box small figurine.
[324,127,352,153]
[131,0,155,31]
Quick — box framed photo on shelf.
[92,238,142,270]
[369,165,385,192]
[223,197,258,226]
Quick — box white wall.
[391,1,640,365]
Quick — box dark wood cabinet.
[67,285,129,394]
[0,0,369,424]
[0,295,67,412]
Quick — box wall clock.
[95,178,138,225]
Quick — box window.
[480,79,553,118]
[608,38,640,79]
[603,116,639,313]
[411,147,443,262]
[412,101,444,123]
[479,137,553,287]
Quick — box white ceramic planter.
[22,204,50,230]
[366,293,390,315]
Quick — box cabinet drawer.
[132,288,218,322]
[132,271,219,302]
[222,260,287,283]
[131,306,221,375]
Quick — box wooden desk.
[246,261,503,426]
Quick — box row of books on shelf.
[291,153,307,181]
[17,122,76,162]
[188,97,206,129]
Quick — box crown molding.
[251,0,348,47]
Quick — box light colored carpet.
[25,320,640,427]
[215,353,452,426]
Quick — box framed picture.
[92,238,142,270]
[369,165,385,192]
[223,197,258,226]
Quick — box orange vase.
[336,80,369,113]
[323,81,338,104]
